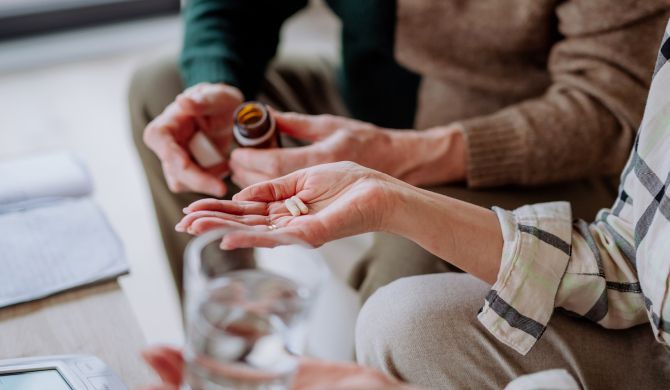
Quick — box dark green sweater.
[180,0,420,129]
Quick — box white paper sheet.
[0,151,92,212]
[0,198,129,308]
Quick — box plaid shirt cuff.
[478,202,573,355]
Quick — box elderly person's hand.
[229,112,466,189]
[143,82,244,197]
[176,162,401,248]
[139,346,421,390]
[177,161,503,284]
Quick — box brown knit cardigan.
[395,0,670,188]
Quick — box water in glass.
[184,269,310,390]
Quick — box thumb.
[273,111,339,142]
[234,170,303,203]
[177,82,244,117]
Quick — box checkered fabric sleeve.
[479,202,573,355]
[481,19,670,356]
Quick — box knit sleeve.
[180,0,308,99]
[457,2,670,188]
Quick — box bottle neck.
[234,102,271,139]
[234,115,277,147]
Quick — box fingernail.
[187,227,194,234]
[232,194,238,201]
[183,207,191,214]
[175,224,185,232]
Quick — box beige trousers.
[356,273,670,389]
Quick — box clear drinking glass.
[182,228,329,390]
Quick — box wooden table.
[0,281,157,389]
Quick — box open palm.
[176,162,400,248]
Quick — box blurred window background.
[0,0,180,40]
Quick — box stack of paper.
[0,151,129,308]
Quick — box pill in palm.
[291,196,309,214]
[285,198,301,217]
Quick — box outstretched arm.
[178,161,503,284]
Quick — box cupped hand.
[176,162,408,249]
[139,346,421,390]
[143,82,244,197]
[229,111,467,189]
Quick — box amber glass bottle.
[233,102,281,149]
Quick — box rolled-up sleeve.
[478,202,573,355]
[481,27,670,352]
[554,212,648,330]
[481,202,650,355]
[489,19,670,388]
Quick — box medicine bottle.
[233,102,281,149]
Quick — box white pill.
[188,131,224,168]
[291,196,308,214]
[284,198,301,217]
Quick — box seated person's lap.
[357,273,670,389]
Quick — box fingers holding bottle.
[143,82,244,197]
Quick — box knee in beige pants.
[356,273,670,390]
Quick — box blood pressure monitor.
[0,354,129,390]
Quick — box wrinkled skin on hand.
[176,162,404,249]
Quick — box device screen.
[0,369,73,390]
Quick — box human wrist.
[385,182,503,284]
[387,124,467,186]
[381,180,442,238]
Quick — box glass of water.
[182,228,329,390]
